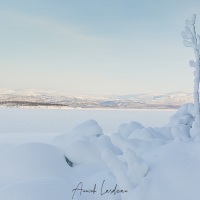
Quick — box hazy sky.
[1,0,200,95]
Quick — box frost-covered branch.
[182,14,200,139]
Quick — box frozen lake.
[0,107,175,135]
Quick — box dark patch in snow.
[64,155,73,167]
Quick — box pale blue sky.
[1,0,200,95]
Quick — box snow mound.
[133,140,200,200]
[53,120,121,166]
[102,147,148,200]
[118,121,144,139]
[0,142,72,186]
[110,121,168,157]
[0,177,76,200]
[54,119,103,144]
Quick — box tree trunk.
[194,58,200,121]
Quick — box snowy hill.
[0,89,192,109]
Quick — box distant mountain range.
[0,89,193,109]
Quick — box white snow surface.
[0,104,199,200]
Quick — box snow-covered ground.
[0,105,199,200]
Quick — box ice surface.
[0,107,175,135]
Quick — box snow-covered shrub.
[128,127,163,141]
[124,148,148,184]
[168,103,194,140]
[102,148,148,200]
[118,121,169,142]
[110,122,167,157]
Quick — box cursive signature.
[72,182,97,199]
[101,180,128,195]
[72,180,128,199]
